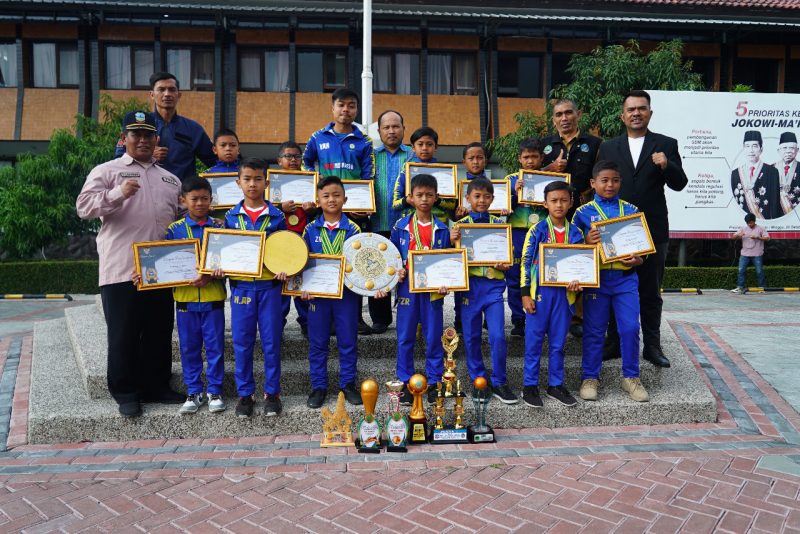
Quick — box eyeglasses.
[279,153,302,160]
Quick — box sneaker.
[307,389,327,409]
[731,287,742,294]
[522,386,543,408]
[492,384,518,404]
[399,385,413,406]
[510,320,525,337]
[427,386,439,404]
[179,393,207,414]
[208,394,226,413]
[579,379,599,401]
[341,383,363,405]
[621,377,649,402]
[263,393,283,416]
[236,395,255,418]
[546,385,577,407]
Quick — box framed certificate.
[342,180,376,213]
[408,249,469,293]
[282,254,345,299]
[133,239,200,290]
[199,172,242,210]
[199,229,265,277]
[455,224,512,266]
[405,162,458,198]
[518,170,571,205]
[538,244,600,288]
[266,169,318,205]
[459,180,511,214]
[592,212,656,263]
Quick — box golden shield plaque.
[263,230,309,276]
[342,233,402,297]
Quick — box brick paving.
[0,294,798,532]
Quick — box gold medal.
[529,213,540,225]
[486,267,496,279]
[288,214,300,226]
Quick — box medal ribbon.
[238,212,270,232]
[589,199,624,221]
[320,225,346,254]
[545,216,569,244]
[411,213,427,250]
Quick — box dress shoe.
[643,345,671,368]
[510,320,525,337]
[143,388,186,404]
[371,322,388,334]
[358,319,373,336]
[569,323,583,338]
[119,401,142,417]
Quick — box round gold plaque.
[263,230,309,276]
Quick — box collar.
[465,172,486,180]
[121,152,156,168]
[593,193,620,204]
[154,112,182,126]
[323,122,363,139]
[409,155,437,164]
[468,211,491,222]
[235,200,277,216]
[375,143,412,155]
[314,213,349,229]
[212,160,239,170]
[560,130,580,145]
[185,215,210,227]
[398,213,449,232]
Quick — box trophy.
[356,379,381,453]
[467,377,495,443]
[320,392,355,447]
[385,380,409,453]
[407,374,429,444]
[430,328,469,444]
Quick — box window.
[733,57,779,93]
[497,53,542,98]
[688,57,716,90]
[104,44,154,89]
[297,49,347,92]
[165,46,214,90]
[32,42,78,88]
[786,60,800,93]
[239,49,289,92]
[550,53,573,89]
[374,52,419,94]
[427,52,477,95]
[0,43,16,87]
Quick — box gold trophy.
[320,392,355,447]
[467,376,495,443]
[407,374,429,444]
[356,379,381,453]
[431,328,469,443]
[385,380,409,452]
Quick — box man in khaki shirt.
[77,111,183,417]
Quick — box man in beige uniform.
[77,111,183,417]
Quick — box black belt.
[175,301,225,310]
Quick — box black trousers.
[101,282,174,405]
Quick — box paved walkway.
[0,291,798,532]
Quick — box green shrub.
[0,261,99,294]
[663,266,800,289]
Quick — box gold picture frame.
[199,228,266,277]
[199,171,242,210]
[518,170,571,206]
[266,169,318,205]
[133,239,200,291]
[459,179,512,214]
[454,223,513,266]
[538,243,600,288]
[592,212,656,264]
[405,162,458,199]
[281,254,345,299]
[341,179,376,213]
[408,248,470,293]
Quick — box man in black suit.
[598,90,688,368]
[775,131,800,215]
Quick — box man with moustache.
[774,132,800,215]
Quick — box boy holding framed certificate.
[301,176,364,410]
[389,173,453,405]
[452,178,516,404]
[519,181,585,409]
[204,128,241,173]
[223,158,289,418]
[572,161,648,403]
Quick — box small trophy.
[431,328,469,444]
[385,380,409,453]
[320,392,355,448]
[356,379,382,453]
[407,374,429,444]
[468,376,495,443]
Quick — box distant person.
[731,213,770,293]
[204,128,241,173]
[774,132,800,215]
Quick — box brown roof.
[603,0,800,9]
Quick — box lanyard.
[546,216,569,243]
[238,212,270,232]
[411,213,430,250]
[320,225,346,254]
[589,199,624,221]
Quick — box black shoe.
[307,389,327,409]
[546,385,577,407]
[263,393,282,416]
[301,324,308,339]
[603,342,621,361]
[454,320,462,333]
[330,324,336,337]
[371,322,388,334]
[358,319,373,336]
[643,346,671,368]
[427,386,439,404]
[522,386,543,408]
[399,385,413,406]
[236,395,255,418]
[492,384,518,405]
[483,319,488,331]
[119,401,142,417]
[143,388,185,404]
[341,383,363,405]
[569,323,583,338]
[510,320,525,337]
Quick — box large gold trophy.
[431,327,469,444]
[356,379,381,453]
[407,374,429,444]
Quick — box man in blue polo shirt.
[115,72,215,181]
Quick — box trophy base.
[467,426,495,444]
[409,420,428,444]
[386,445,408,453]
[356,439,382,454]
[430,427,469,444]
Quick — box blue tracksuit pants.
[307,289,359,390]
[506,228,527,324]
[462,277,508,386]
[582,270,641,380]
[395,281,445,384]
[176,306,225,395]
[523,287,572,387]
[282,295,309,327]
[230,281,283,396]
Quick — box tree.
[0,94,145,258]
[487,111,550,174]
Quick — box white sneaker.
[731,287,743,294]
[208,394,226,413]
[179,393,207,414]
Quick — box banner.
[648,90,800,238]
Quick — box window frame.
[30,41,79,89]
[372,50,420,95]
[0,41,17,88]
[237,47,290,92]
[496,51,544,99]
[102,43,154,90]
[426,50,479,96]
[295,47,348,93]
[163,44,215,91]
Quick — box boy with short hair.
[301,176,363,409]
[204,128,241,173]
[224,157,288,417]
[390,174,452,405]
[452,178,516,404]
[519,180,584,408]
[572,160,648,403]
[732,213,770,293]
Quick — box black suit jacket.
[598,131,688,244]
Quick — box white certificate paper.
[210,178,243,206]
[220,239,261,273]
[540,245,599,287]
[286,257,343,297]
[151,248,197,284]
[343,182,374,212]
[461,227,511,264]
[598,218,652,259]
[431,170,456,197]
[522,172,568,203]
[490,182,508,212]
[412,253,467,290]
[270,174,315,204]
